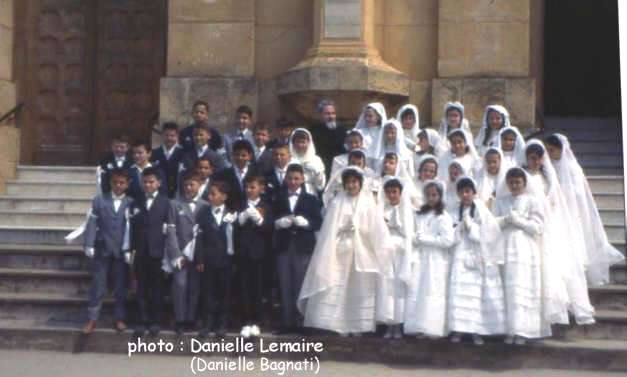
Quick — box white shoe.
[249,324,261,337]
[450,333,461,343]
[514,336,526,346]
[472,334,484,346]
[240,326,251,338]
[504,335,514,345]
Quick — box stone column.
[432,0,536,130]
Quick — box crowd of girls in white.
[296,101,625,345]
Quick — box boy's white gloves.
[124,251,133,265]
[275,216,293,229]
[293,216,309,228]
[84,247,95,258]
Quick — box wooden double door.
[17,0,167,165]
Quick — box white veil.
[354,102,388,157]
[495,126,526,169]
[476,147,507,208]
[396,104,421,151]
[418,128,447,158]
[438,102,472,140]
[476,105,511,156]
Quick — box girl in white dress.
[545,134,625,286]
[438,129,481,181]
[372,152,416,199]
[354,102,387,156]
[376,178,415,339]
[372,119,415,178]
[493,167,549,345]
[330,129,366,178]
[476,147,506,211]
[396,104,421,152]
[413,154,439,208]
[448,176,506,346]
[404,180,455,338]
[475,105,511,157]
[444,161,466,214]
[289,128,326,195]
[416,128,447,159]
[495,126,526,171]
[298,167,392,336]
[438,102,474,148]
[323,149,376,208]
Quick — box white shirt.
[198,178,210,199]
[235,164,249,189]
[275,166,288,183]
[112,193,125,213]
[146,192,157,210]
[197,144,208,158]
[288,189,301,212]
[247,198,261,209]
[255,145,266,160]
[188,199,197,213]
[212,204,225,224]
[115,156,126,168]
[163,144,179,160]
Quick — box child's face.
[162,129,178,149]
[547,145,562,161]
[384,125,397,144]
[425,186,441,208]
[111,141,129,158]
[458,187,475,206]
[501,133,516,152]
[449,165,462,182]
[488,111,503,130]
[293,136,309,155]
[485,153,501,175]
[526,152,543,172]
[382,157,397,175]
[192,105,209,123]
[507,176,525,196]
[418,135,429,152]
[419,161,437,181]
[385,186,401,206]
[401,113,415,130]
[110,175,129,196]
[278,127,294,141]
[349,156,365,168]
[208,186,227,207]
[273,147,291,168]
[286,171,304,192]
[253,129,269,147]
[235,112,252,130]
[245,181,263,200]
[133,146,150,166]
[232,149,252,169]
[142,174,161,195]
[196,160,213,179]
[450,135,466,156]
[364,108,380,127]
[343,176,362,197]
[182,179,200,199]
[446,109,462,128]
[193,128,211,147]
[346,135,363,151]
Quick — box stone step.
[0,226,78,245]
[600,209,625,225]
[0,244,86,271]
[578,155,624,169]
[585,167,625,176]
[605,223,626,243]
[587,176,624,194]
[593,192,624,209]
[5,181,96,198]
[571,142,623,155]
[0,321,626,371]
[0,196,92,212]
[555,131,622,143]
[611,262,627,284]
[589,285,627,311]
[556,310,627,342]
[16,165,97,183]
[0,210,85,228]
[0,268,90,295]
[544,117,621,131]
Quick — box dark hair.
[365,106,382,126]
[210,180,231,196]
[244,174,265,186]
[196,156,214,167]
[384,152,398,161]
[162,122,179,133]
[501,128,516,139]
[194,121,212,134]
[419,158,438,173]
[292,129,310,141]
[455,178,476,222]
[141,166,161,180]
[286,163,304,176]
[273,142,290,152]
[232,139,254,156]
[383,178,403,193]
[525,143,545,158]
[253,121,270,133]
[346,130,364,141]
[447,129,466,143]
[275,117,295,129]
[417,130,435,154]
[192,100,209,112]
[111,133,130,144]
[236,105,253,118]
[484,148,501,160]
[482,109,504,146]
[341,169,364,188]
[506,167,527,185]
[109,168,130,181]
[133,140,152,152]
[182,170,202,183]
[348,149,366,161]
[418,182,444,215]
[545,134,563,149]
[401,109,415,120]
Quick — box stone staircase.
[0,117,626,371]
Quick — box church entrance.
[15,0,167,165]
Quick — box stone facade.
[0,0,17,193]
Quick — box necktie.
[238,132,244,140]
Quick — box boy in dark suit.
[267,117,295,149]
[130,167,171,337]
[151,122,185,198]
[165,171,210,335]
[252,122,274,175]
[273,164,322,334]
[223,105,255,163]
[263,143,292,205]
[128,141,166,201]
[179,100,224,153]
[213,139,257,211]
[99,134,133,194]
[181,122,228,174]
[82,169,134,335]
[235,175,273,338]
[194,180,237,338]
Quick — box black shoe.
[133,326,146,339]
[148,324,160,337]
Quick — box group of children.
[80,99,624,346]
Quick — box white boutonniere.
[133,207,141,216]
[107,163,113,169]
[267,183,274,188]
[178,210,185,216]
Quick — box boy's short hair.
[383,178,403,192]
[210,180,231,196]
[244,174,266,187]
[162,122,179,133]
[192,100,209,112]
[236,105,253,118]
[110,168,130,181]
[133,140,152,152]
[273,142,290,152]
[111,133,130,144]
[286,163,304,176]
[194,121,212,134]
[196,156,214,167]
[141,167,161,180]
[232,139,255,156]
[182,170,203,183]
[253,121,270,133]
[275,117,295,130]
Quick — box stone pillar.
[0,0,18,193]
[159,0,258,131]
[432,0,536,131]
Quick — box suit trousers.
[202,265,233,330]
[171,262,202,323]
[87,254,128,321]
[135,255,165,325]
[276,239,311,328]
[239,257,264,325]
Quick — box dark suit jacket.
[130,193,171,259]
[99,152,133,194]
[151,145,185,198]
[308,122,349,176]
[234,199,273,261]
[263,168,285,205]
[127,165,167,201]
[194,206,234,269]
[212,164,259,211]
[179,124,224,152]
[181,147,228,174]
[84,193,134,258]
[272,188,322,255]
[254,147,274,176]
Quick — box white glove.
[124,251,133,265]
[173,256,185,270]
[248,208,263,223]
[463,214,472,230]
[275,216,293,229]
[222,212,237,224]
[238,210,250,225]
[84,247,95,259]
[293,215,309,228]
